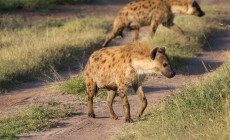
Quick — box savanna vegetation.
[0,16,113,89]
[0,0,93,10]
[0,4,228,139]
[0,104,77,139]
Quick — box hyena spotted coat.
[84,43,176,122]
[102,0,205,47]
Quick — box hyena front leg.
[132,84,147,120]
[131,29,139,41]
[150,15,162,37]
[163,23,190,40]
[106,90,118,120]
[130,22,140,41]
[118,85,133,123]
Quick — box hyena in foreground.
[84,43,176,122]
[102,0,205,47]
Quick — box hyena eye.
[163,63,168,67]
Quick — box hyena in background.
[84,43,176,122]
[102,0,205,47]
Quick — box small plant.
[45,101,61,106]
[58,73,86,95]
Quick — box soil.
[0,0,230,140]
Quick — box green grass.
[58,6,226,98]
[56,72,108,100]
[113,54,230,140]
[45,101,61,106]
[0,17,113,89]
[0,0,93,11]
[0,106,77,139]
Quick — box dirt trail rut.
[0,0,230,140]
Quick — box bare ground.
[0,0,230,140]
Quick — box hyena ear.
[158,47,166,53]
[192,1,198,7]
[150,47,159,60]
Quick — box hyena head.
[150,48,176,78]
[187,1,205,17]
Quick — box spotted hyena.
[84,43,176,122]
[102,0,205,47]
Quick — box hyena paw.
[136,115,141,121]
[125,118,133,123]
[88,113,95,118]
[112,115,118,120]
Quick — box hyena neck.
[171,5,189,15]
[132,59,157,75]
[165,0,190,15]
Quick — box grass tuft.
[0,106,76,139]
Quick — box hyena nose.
[199,12,205,17]
[171,71,176,77]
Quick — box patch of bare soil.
[0,0,230,140]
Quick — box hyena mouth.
[162,71,176,79]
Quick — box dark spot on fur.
[101,60,106,63]
[125,12,128,16]
[94,57,99,61]
[124,59,126,63]
[113,57,116,61]
[142,4,148,9]
[129,59,132,63]
[121,54,125,58]
[108,65,111,68]
[133,6,137,11]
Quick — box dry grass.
[0,16,113,89]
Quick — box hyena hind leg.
[102,26,124,47]
[85,78,97,118]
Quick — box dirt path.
[0,0,230,140]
